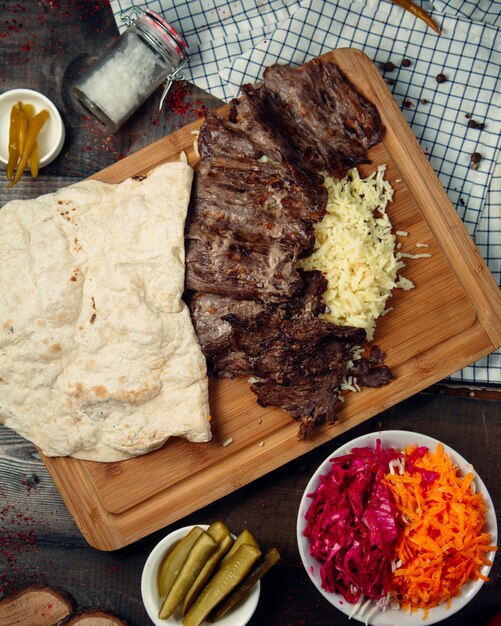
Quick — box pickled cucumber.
[159,531,217,619]
[182,544,261,626]
[206,521,231,544]
[157,526,205,597]
[181,522,233,615]
[219,529,260,567]
[210,547,281,621]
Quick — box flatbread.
[0,161,211,461]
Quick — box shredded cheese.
[299,166,413,340]
[398,252,432,259]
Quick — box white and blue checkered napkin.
[111,0,501,384]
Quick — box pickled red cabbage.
[303,440,401,603]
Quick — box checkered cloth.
[110,0,501,384]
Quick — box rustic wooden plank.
[37,48,501,550]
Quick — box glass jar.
[72,8,188,132]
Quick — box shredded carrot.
[384,443,497,615]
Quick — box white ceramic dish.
[297,430,498,626]
[141,524,260,626]
[0,88,65,169]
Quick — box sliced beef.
[199,60,383,184]
[185,233,304,302]
[185,59,390,436]
[242,312,391,437]
[197,110,263,161]
[188,271,329,377]
[232,316,364,384]
[185,156,327,302]
[188,292,266,359]
[262,60,383,151]
[350,345,393,387]
[251,378,344,439]
[186,157,325,245]
[189,271,393,437]
[234,60,384,180]
[198,96,285,164]
[229,92,286,165]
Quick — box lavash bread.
[0,161,211,461]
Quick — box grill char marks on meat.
[198,96,284,165]
[198,60,384,180]
[186,59,391,436]
[189,272,393,437]
[188,292,265,377]
[243,60,383,179]
[185,156,327,302]
[197,110,265,162]
[187,271,328,378]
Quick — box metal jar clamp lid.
[120,6,189,111]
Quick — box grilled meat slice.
[197,110,263,161]
[235,59,384,180]
[262,60,383,151]
[189,272,392,436]
[228,93,286,164]
[223,303,365,384]
[186,157,324,245]
[350,345,393,387]
[185,157,327,302]
[188,292,266,360]
[199,60,383,184]
[251,377,344,439]
[185,232,304,302]
[198,95,284,165]
[188,271,329,377]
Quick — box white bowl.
[0,88,65,169]
[297,430,497,626]
[141,524,261,626]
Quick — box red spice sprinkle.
[166,81,191,115]
[165,82,209,120]
[0,482,58,595]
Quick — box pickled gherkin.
[210,547,281,621]
[158,531,217,620]
[181,521,233,615]
[155,523,279,623]
[157,526,205,598]
[219,528,260,567]
[182,544,261,626]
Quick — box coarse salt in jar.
[72,7,188,132]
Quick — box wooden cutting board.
[40,48,501,551]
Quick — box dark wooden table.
[1,2,500,625]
